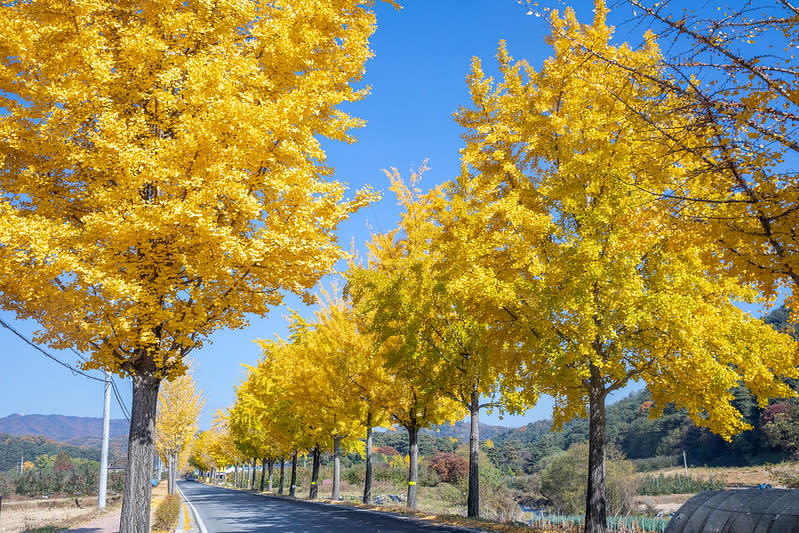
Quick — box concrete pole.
[98,372,111,509]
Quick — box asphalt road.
[177,480,482,533]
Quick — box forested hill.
[0,414,128,444]
[0,433,100,472]
[421,420,509,443]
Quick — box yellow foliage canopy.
[450,2,799,439]
[0,0,385,379]
[155,367,204,464]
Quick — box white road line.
[177,484,209,533]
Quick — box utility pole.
[98,372,111,510]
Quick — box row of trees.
[216,2,799,531]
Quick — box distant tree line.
[0,433,100,472]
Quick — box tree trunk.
[584,364,608,533]
[278,456,285,495]
[248,458,255,490]
[309,446,320,499]
[267,459,274,492]
[363,418,373,504]
[119,369,161,533]
[290,450,298,497]
[166,452,174,494]
[234,462,239,488]
[406,424,419,509]
[167,449,178,495]
[467,390,480,518]
[332,435,342,500]
[260,457,267,492]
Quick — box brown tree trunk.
[584,364,608,533]
[267,459,274,492]
[290,450,298,497]
[363,419,373,504]
[234,462,239,488]
[248,458,255,490]
[309,446,320,499]
[119,369,161,533]
[406,424,419,509]
[260,457,267,492]
[467,389,480,518]
[332,435,342,500]
[278,456,285,494]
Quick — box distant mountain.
[0,414,128,443]
[421,420,510,443]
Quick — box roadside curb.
[176,484,205,533]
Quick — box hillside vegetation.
[0,433,100,472]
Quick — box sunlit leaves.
[0,0,384,378]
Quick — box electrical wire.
[0,316,104,382]
[68,346,132,422]
[110,377,131,422]
[0,316,133,422]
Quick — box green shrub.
[632,454,681,472]
[343,463,365,485]
[539,442,640,515]
[153,494,181,532]
[417,464,441,487]
[638,472,720,495]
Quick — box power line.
[0,316,132,422]
[110,377,131,422]
[69,347,131,422]
[0,316,104,382]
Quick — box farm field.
[0,495,120,533]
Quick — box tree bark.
[260,457,266,492]
[168,449,178,495]
[267,459,274,492]
[467,389,480,518]
[309,446,320,499]
[119,368,161,533]
[278,456,285,495]
[234,462,239,488]
[406,424,419,509]
[332,435,342,500]
[585,364,608,533]
[290,450,298,497]
[248,458,255,490]
[166,451,174,495]
[363,418,373,504]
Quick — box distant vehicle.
[185,474,195,481]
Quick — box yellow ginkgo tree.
[292,287,396,503]
[155,366,205,495]
[0,0,392,530]
[450,4,799,532]
[347,169,528,517]
[539,0,799,316]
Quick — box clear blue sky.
[0,0,779,431]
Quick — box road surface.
[177,480,482,532]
